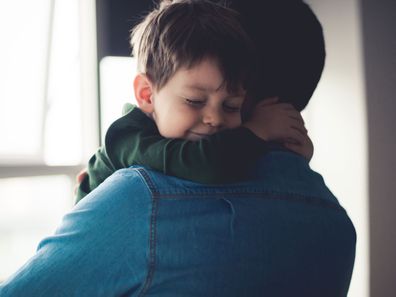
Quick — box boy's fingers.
[76,169,88,183]
[275,103,295,111]
[259,96,279,106]
[264,96,279,102]
[291,122,308,134]
[284,141,300,151]
[268,102,293,109]
[284,138,314,160]
[287,129,312,146]
[283,109,305,123]
[291,113,305,124]
[287,127,307,144]
[284,142,305,156]
[284,116,307,134]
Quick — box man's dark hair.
[230,0,326,111]
[130,0,254,93]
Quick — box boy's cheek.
[227,115,242,129]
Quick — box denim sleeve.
[0,169,151,297]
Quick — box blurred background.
[0,0,395,296]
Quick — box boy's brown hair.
[130,0,254,93]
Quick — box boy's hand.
[74,169,87,195]
[243,97,313,160]
[283,131,314,160]
[243,97,307,142]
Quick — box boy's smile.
[143,58,246,141]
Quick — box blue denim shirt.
[0,151,356,297]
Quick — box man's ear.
[133,74,154,113]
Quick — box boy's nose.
[202,108,224,127]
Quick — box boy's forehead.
[174,59,245,95]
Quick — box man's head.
[230,0,326,111]
[130,0,252,140]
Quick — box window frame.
[0,0,99,174]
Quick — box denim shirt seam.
[129,167,345,297]
[155,191,343,211]
[134,168,160,297]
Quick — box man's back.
[0,151,355,297]
[141,150,356,296]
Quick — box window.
[99,56,137,140]
[0,176,73,280]
[0,0,98,281]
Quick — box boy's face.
[147,58,245,141]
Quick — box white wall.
[303,1,369,296]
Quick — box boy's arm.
[76,102,311,202]
[75,146,116,200]
[121,125,268,184]
[75,104,143,201]
[104,106,267,184]
[107,102,310,183]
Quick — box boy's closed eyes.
[135,57,245,140]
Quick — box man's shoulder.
[251,151,343,207]
[76,167,154,213]
[133,156,342,209]
[99,166,153,194]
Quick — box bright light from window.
[0,0,86,282]
[0,0,82,165]
[44,0,82,165]
[0,175,73,281]
[99,56,137,142]
[0,0,51,158]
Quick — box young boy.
[76,0,311,202]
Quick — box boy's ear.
[133,74,154,113]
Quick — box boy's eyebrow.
[184,84,217,92]
[185,85,209,92]
[184,84,246,97]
